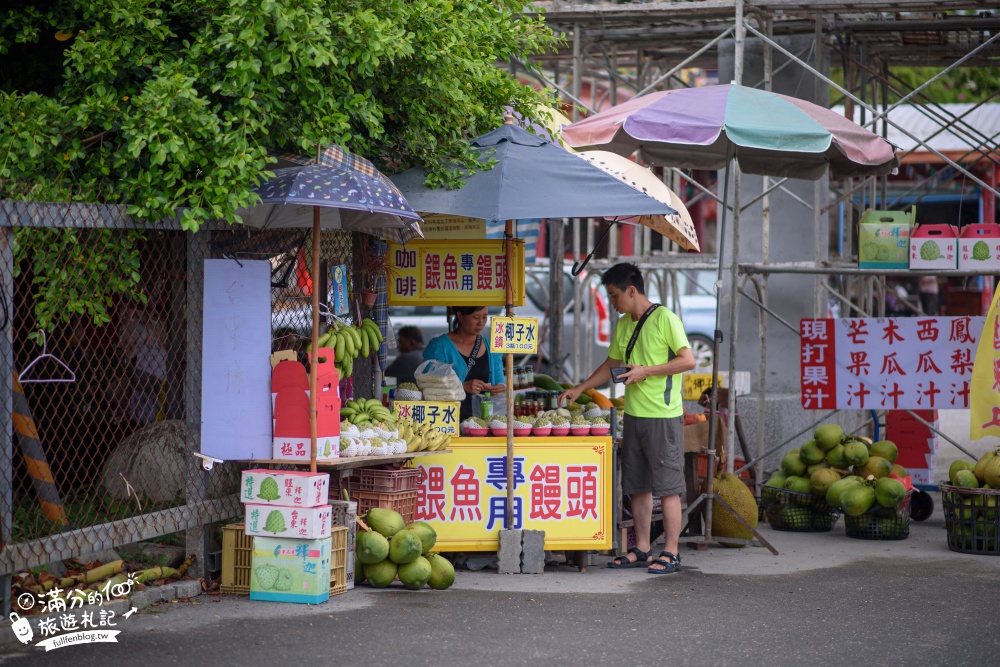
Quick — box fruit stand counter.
[411,436,613,551]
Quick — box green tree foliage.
[1,0,556,329]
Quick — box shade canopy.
[562,84,899,180]
[577,150,700,252]
[390,124,677,221]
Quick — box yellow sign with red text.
[386,240,525,306]
[970,290,1000,439]
[488,317,539,354]
[394,401,459,435]
[410,437,612,551]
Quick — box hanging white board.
[200,259,273,460]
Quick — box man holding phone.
[559,262,695,574]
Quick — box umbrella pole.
[309,209,321,473]
[505,219,515,529]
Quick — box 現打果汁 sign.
[488,316,539,354]
[410,436,612,551]
[394,401,459,435]
[386,240,524,306]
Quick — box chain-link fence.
[0,200,364,613]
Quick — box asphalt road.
[4,551,999,667]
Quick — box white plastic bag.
[413,360,466,401]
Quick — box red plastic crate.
[349,467,421,493]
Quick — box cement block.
[520,530,545,574]
[497,529,522,574]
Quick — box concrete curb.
[0,579,203,646]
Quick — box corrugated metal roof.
[834,103,1000,159]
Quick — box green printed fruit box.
[240,469,330,508]
[909,224,957,270]
[250,536,331,604]
[858,207,914,269]
[245,503,332,539]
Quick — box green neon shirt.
[608,306,690,418]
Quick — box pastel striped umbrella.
[562,83,898,180]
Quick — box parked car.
[272,266,718,382]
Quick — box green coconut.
[405,521,438,555]
[781,449,807,476]
[869,440,898,464]
[388,530,423,564]
[397,556,433,590]
[365,559,397,588]
[874,477,907,508]
[356,530,390,565]
[814,424,845,451]
[365,507,405,538]
[843,440,870,467]
[426,553,456,590]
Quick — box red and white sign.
[800,317,984,410]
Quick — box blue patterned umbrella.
[238,164,422,244]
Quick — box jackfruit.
[255,563,279,590]
[708,472,758,548]
[919,241,942,261]
[972,240,990,261]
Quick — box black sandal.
[608,546,652,569]
[648,551,681,575]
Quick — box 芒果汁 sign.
[395,400,459,435]
[488,316,539,354]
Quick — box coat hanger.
[18,330,76,384]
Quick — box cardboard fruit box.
[958,223,1000,272]
[909,223,958,270]
[250,535,331,605]
[240,469,330,508]
[858,207,914,269]
[244,503,332,539]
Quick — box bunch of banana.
[340,398,395,426]
[397,419,453,452]
[309,318,385,380]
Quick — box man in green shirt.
[560,263,695,574]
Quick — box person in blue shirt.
[422,306,505,421]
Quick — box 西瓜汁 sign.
[395,401,459,435]
[387,240,525,306]
[410,436,612,551]
[488,316,539,354]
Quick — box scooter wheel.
[910,489,934,522]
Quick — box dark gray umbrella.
[393,121,676,531]
[390,124,677,221]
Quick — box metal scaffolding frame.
[518,0,1000,550]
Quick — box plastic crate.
[330,500,357,589]
[220,523,350,595]
[940,483,1000,555]
[220,523,253,594]
[844,490,912,540]
[352,489,418,524]
[759,487,840,532]
[349,467,421,493]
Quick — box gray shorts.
[621,414,685,497]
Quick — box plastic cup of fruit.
[464,427,489,437]
[513,427,533,437]
[532,426,552,437]
[550,426,570,437]
[570,425,592,436]
[590,426,611,436]
[490,427,508,437]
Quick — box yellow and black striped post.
[12,373,68,527]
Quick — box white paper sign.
[201,260,273,460]
[800,316,983,411]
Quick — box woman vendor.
[422,305,505,421]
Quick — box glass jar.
[525,366,534,388]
